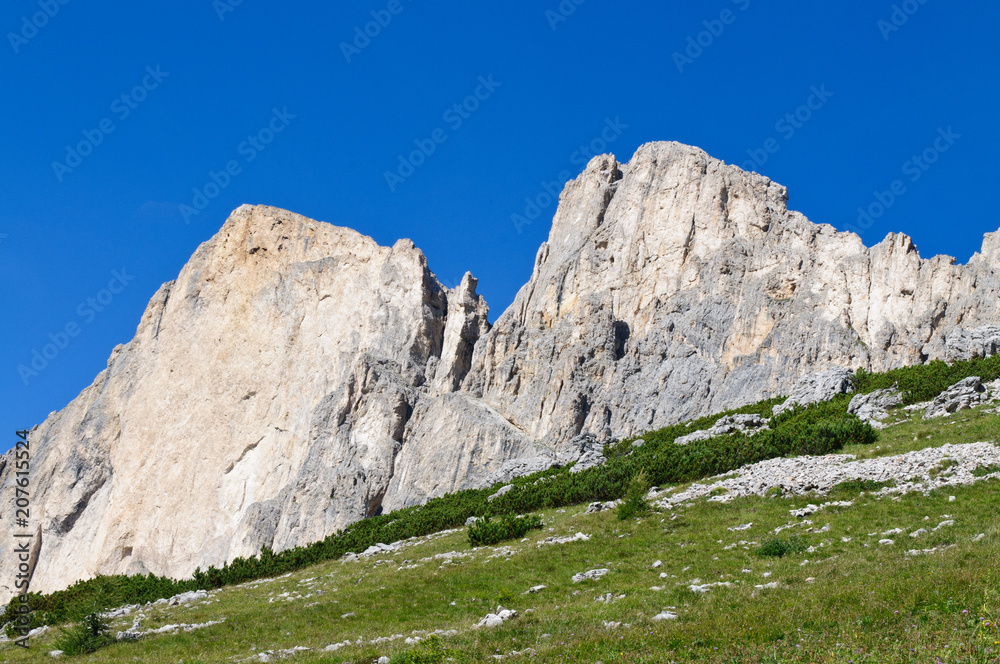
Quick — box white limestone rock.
[675,414,769,445]
[923,377,987,419]
[773,368,855,416]
[572,568,609,583]
[848,386,903,426]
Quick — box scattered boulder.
[675,414,769,445]
[168,590,208,606]
[115,617,143,642]
[537,532,590,546]
[924,377,987,419]
[652,611,678,621]
[524,585,546,594]
[773,367,854,416]
[572,568,610,583]
[848,386,903,427]
[49,651,64,659]
[474,606,518,628]
[571,448,607,474]
[488,485,514,502]
[465,516,479,526]
[483,457,558,486]
[359,542,401,558]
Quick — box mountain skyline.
[3,2,999,453]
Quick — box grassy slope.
[3,404,999,662]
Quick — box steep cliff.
[2,142,998,599]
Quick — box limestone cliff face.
[2,142,998,599]
[461,143,1000,443]
[0,205,507,598]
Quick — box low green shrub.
[467,514,543,547]
[756,535,807,558]
[854,355,1000,404]
[617,471,651,520]
[830,479,896,495]
[52,612,115,656]
[390,635,448,664]
[972,464,1000,478]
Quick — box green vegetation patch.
[853,355,1000,403]
[756,535,808,558]
[467,514,542,547]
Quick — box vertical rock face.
[462,142,1000,442]
[0,205,501,598]
[2,141,999,599]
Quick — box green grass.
[2,467,996,662]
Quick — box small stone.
[652,611,678,621]
[572,568,610,583]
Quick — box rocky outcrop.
[773,368,855,416]
[923,377,988,419]
[675,414,769,446]
[848,387,903,427]
[945,325,1000,361]
[4,141,1000,600]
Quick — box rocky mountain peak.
[2,141,998,602]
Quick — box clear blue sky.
[2,1,998,454]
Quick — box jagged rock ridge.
[2,141,998,599]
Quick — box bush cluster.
[854,355,1000,403]
[467,514,543,547]
[52,612,114,656]
[756,535,808,558]
[616,471,651,520]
